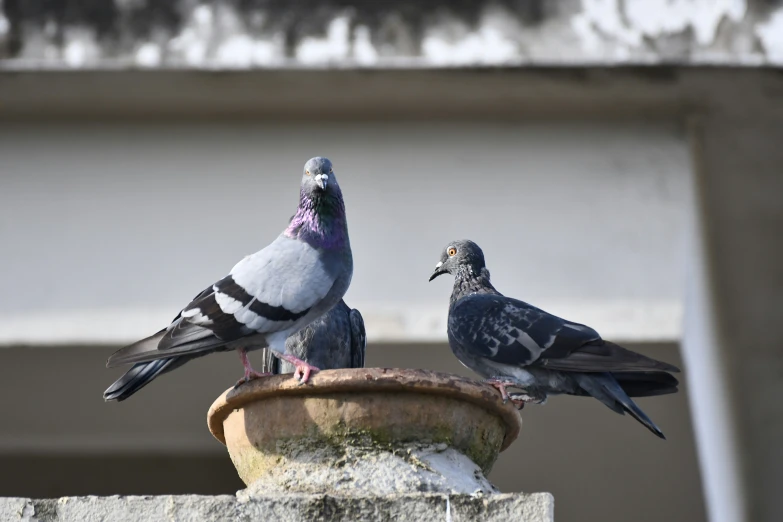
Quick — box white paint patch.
[62,28,101,68]
[166,3,289,67]
[215,33,285,67]
[625,0,746,46]
[572,0,747,52]
[168,4,214,66]
[422,6,520,66]
[135,43,162,68]
[64,42,87,67]
[756,9,783,64]
[216,34,255,68]
[353,25,379,65]
[212,6,285,67]
[296,15,351,65]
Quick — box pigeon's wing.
[535,339,680,373]
[107,236,341,367]
[449,294,581,366]
[450,294,679,373]
[348,308,366,368]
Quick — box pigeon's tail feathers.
[541,341,680,374]
[107,320,226,367]
[614,371,680,398]
[575,372,667,439]
[349,308,367,369]
[106,329,167,368]
[104,357,184,401]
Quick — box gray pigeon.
[260,299,366,375]
[104,157,352,401]
[429,239,680,439]
[103,299,365,401]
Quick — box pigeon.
[259,299,366,375]
[103,156,352,401]
[103,299,365,402]
[429,239,680,439]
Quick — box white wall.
[0,121,690,343]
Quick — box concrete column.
[683,117,783,522]
[682,119,747,522]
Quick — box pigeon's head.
[429,240,486,281]
[301,157,335,193]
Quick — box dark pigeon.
[260,299,366,375]
[103,157,353,401]
[429,239,680,439]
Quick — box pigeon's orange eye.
[306,170,311,176]
[448,248,457,256]
[329,167,333,173]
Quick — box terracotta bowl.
[208,368,522,487]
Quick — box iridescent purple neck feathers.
[285,185,348,250]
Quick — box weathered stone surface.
[1,0,782,69]
[0,493,554,521]
[237,442,498,496]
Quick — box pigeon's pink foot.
[294,361,319,383]
[234,349,272,388]
[273,353,320,384]
[483,377,517,405]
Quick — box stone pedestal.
[207,368,522,496]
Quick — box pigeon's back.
[261,300,365,374]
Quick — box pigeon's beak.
[429,261,447,282]
[314,173,328,190]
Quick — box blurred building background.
[1,1,783,522]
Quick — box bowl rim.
[207,367,522,452]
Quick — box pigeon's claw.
[482,377,517,404]
[234,348,271,388]
[234,369,273,389]
[294,360,320,384]
[271,352,321,384]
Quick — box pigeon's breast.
[231,237,336,315]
